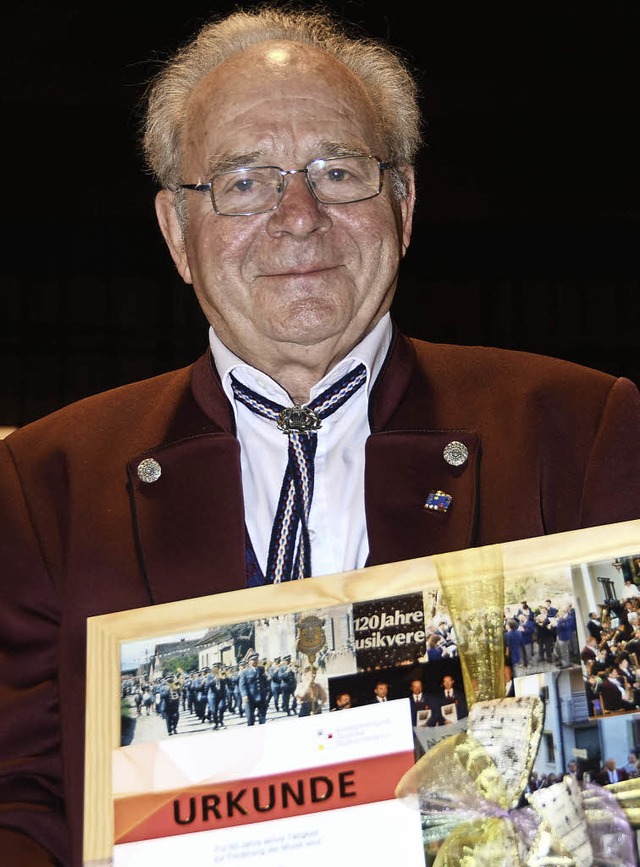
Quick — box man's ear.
[155,189,193,285]
[398,166,415,257]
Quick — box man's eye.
[326,167,350,183]
[231,177,255,194]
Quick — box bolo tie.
[230,363,367,584]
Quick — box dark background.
[2,2,638,427]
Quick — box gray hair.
[141,3,422,208]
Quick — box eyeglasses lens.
[210,156,383,216]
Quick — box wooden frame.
[83,519,640,865]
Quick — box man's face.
[374,682,388,698]
[156,41,414,377]
[336,692,351,709]
[442,676,454,690]
[409,680,423,696]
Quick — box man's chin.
[267,312,348,348]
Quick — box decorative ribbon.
[396,696,636,866]
[432,544,507,709]
[394,546,640,865]
[602,776,640,827]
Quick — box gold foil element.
[599,777,640,829]
[397,697,544,865]
[432,818,522,867]
[396,697,543,809]
[433,544,506,707]
[396,696,635,866]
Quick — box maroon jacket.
[2,330,640,865]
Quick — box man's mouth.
[261,264,338,278]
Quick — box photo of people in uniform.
[119,589,462,746]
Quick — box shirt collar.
[210,313,393,407]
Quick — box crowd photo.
[582,585,640,717]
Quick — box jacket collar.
[129,330,479,602]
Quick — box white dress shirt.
[210,314,392,579]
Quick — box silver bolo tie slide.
[277,405,322,434]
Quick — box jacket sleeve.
[0,829,58,867]
[0,444,68,865]
[579,376,640,527]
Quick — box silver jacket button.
[137,457,162,483]
[443,440,469,467]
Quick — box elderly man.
[2,6,640,866]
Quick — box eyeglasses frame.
[178,155,394,216]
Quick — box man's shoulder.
[3,358,214,464]
[8,365,194,438]
[407,336,618,390]
[396,334,639,425]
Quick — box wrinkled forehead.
[185,40,379,147]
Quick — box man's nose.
[266,171,331,237]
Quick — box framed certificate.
[84,519,640,865]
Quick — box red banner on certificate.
[115,750,412,843]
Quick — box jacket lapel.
[127,433,247,604]
[365,429,479,564]
[365,330,480,564]
[127,353,247,604]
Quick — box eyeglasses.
[178,155,393,216]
